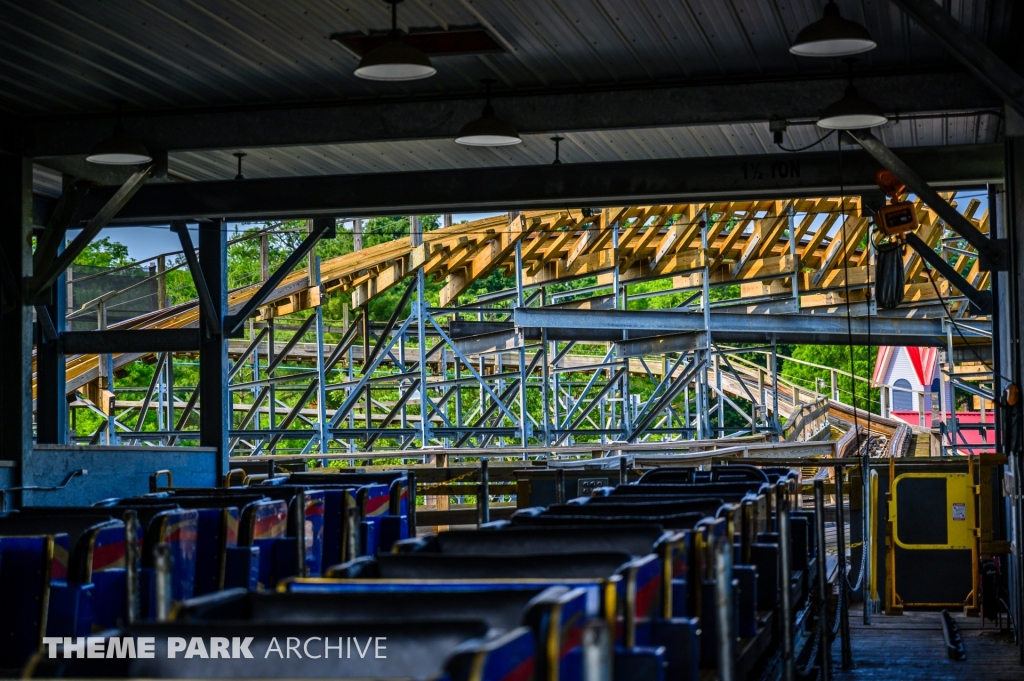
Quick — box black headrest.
[433,525,667,557]
[21,505,178,530]
[328,551,634,579]
[637,465,769,485]
[611,481,769,497]
[174,586,558,634]
[0,514,120,547]
[288,472,406,485]
[510,511,706,530]
[553,499,721,517]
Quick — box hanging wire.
[778,129,836,153]
[836,139,866,440]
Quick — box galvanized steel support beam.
[198,219,229,477]
[416,269,431,445]
[36,177,74,445]
[1002,135,1024,664]
[511,307,989,347]
[171,221,221,336]
[904,232,993,313]
[36,263,67,444]
[61,329,202,354]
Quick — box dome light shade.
[456,80,521,146]
[354,38,436,81]
[817,83,887,129]
[456,103,522,146]
[353,0,435,81]
[86,123,152,165]
[790,1,876,57]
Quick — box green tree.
[72,237,131,268]
[781,344,879,412]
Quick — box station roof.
[1,0,1016,200]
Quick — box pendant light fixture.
[455,79,522,147]
[550,136,564,164]
[818,61,887,130]
[790,1,876,57]
[354,0,436,81]
[86,103,152,165]
[817,83,887,129]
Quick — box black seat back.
[555,499,723,517]
[610,481,771,497]
[174,585,556,633]
[510,511,706,530]
[425,525,667,557]
[328,551,633,579]
[637,465,768,485]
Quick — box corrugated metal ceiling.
[1,0,1015,115]
[14,0,1013,198]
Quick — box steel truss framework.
[40,192,993,456]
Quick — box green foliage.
[72,237,131,268]
[462,269,516,304]
[781,345,880,412]
[626,279,740,311]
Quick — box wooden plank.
[833,604,1019,681]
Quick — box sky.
[67,212,505,263]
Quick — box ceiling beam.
[70,144,1003,225]
[20,70,998,157]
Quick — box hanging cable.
[777,128,836,153]
[836,141,863,446]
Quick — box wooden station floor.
[832,605,1021,680]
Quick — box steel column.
[0,153,32,502]
[1003,136,1024,664]
[36,246,67,444]
[771,338,780,435]
[416,269,430,445]
[515,240,528,447]
[198,219,229,478]
[836,464,853,668]
[814,481,832,681]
